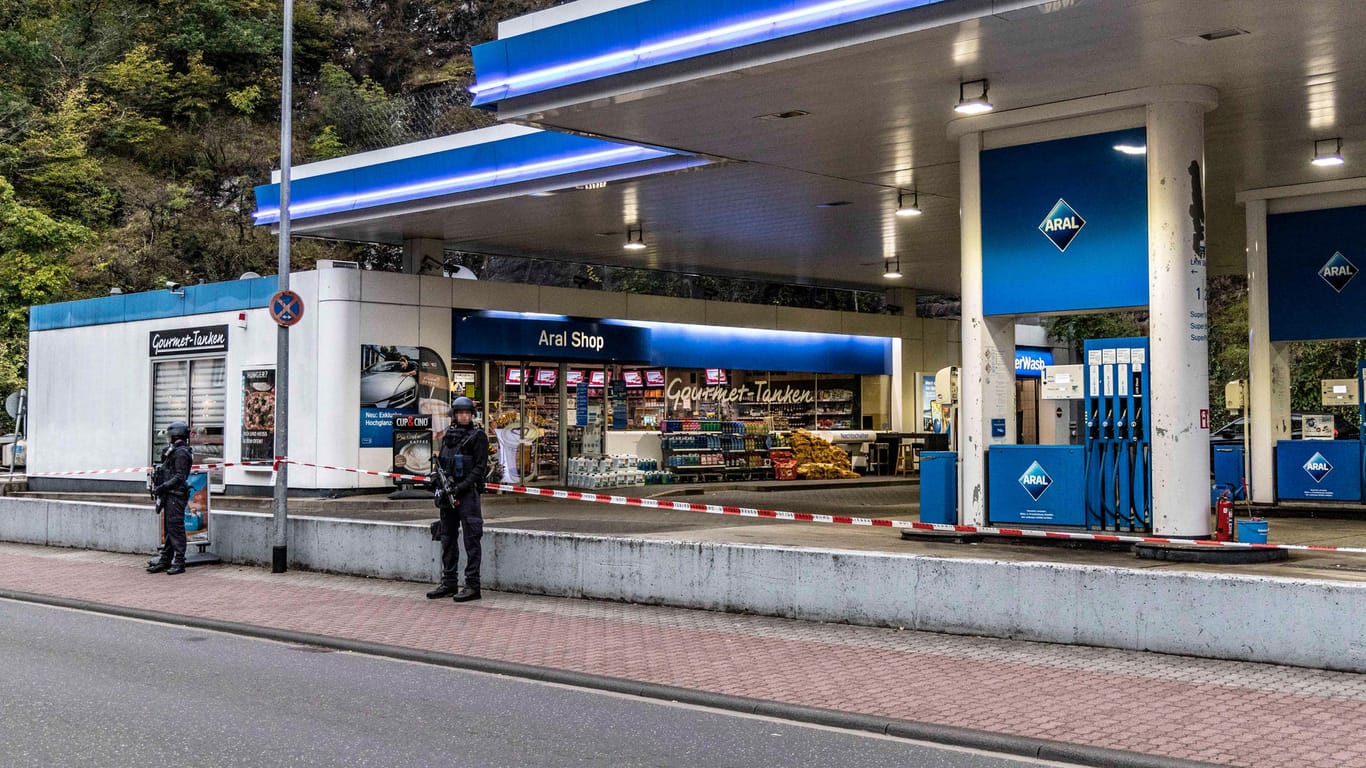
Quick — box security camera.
[165,281,184,295]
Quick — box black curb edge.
[0,588,1216,768]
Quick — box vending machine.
[1083,337,1151,532]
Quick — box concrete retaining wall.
[3,497,1364,672]
[0,495,159,553]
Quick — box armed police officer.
[428,397,489,602]
[147,421,194,575]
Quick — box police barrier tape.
[27,460,275,477]
[23,458,1366,556]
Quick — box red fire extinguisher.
[1214,491,1234,542]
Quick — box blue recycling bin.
[1212,445,1246,500]
[919,451,957,525]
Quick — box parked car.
[1210,414,1360,447]
[359,359,419,409]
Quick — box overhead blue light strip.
[471,0,948,106]
[252,131,687,225]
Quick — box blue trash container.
[1212,445,1246,500]
[919,451,957,525]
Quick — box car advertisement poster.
[241,369,275,462]
[359,345,451,448]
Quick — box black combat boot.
[452,586,481,602]
[426,583,459,599]
[146,559,171,574]
[165,558,186,575]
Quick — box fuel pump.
[1083,338,1152,532]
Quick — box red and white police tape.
[27,460,273,477]
[22,458,1366,556]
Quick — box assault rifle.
[429,457,461,508]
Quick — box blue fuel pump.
[1084,338,1151,532]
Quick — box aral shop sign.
[149,324,229,357]
[666,377,816,409]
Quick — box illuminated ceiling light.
[883,258,903,279]
[624,225,648,251]
[1312,137,1345,167]
[895,190,922,217]
[954,78,993,115]
[1113,144,1147,155]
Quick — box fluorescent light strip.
[471,0,936,98]
[254,145,670,222]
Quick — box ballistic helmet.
[167,421,190,441]
[451,396,476,414]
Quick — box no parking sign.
[270,290,304,326]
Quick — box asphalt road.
[0,599,1063,768]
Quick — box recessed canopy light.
[895,190,922,217]
[1312,137,1345,167]
[883,259,903,279]
[1113,144,1147,155]
[575,181,608,190]
[955,78,993,115]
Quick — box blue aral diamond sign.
[1018,460,1053,501]
[1038,198,1086,252]
[1302,452,1334,483]
[1318,251,1359,294]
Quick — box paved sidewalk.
[2,542,1364,768]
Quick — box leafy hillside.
[0,0,559,416]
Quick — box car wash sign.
[149,325,229,357]
[453,312,650,363]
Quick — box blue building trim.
[30,277,277,332]
[253,131,685,225]
[471,0,949,106]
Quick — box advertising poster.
[160,472,211,548]
[241,369,276,462]
[359,345,451,447]
[391,414,433,481]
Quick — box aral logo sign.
[1318,251,1358,294]
[1303,452,1334,483]
[1018,460,1053,501]
[1039,198,1086,252]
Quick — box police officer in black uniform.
[427,397,489,602]
[147,421,194,575]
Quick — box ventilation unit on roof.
[317,259,360,270]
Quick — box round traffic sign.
[270,290,305,327]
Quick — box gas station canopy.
[259,0,1366,294]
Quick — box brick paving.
[3,541,1365,767]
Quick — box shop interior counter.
[605,430,663,462]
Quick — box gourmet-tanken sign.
[149,325,229,357]
[665,377,816,409]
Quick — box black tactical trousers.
[158,493,188,563]
[438,492,483,589]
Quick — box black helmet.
[167,421,190,441]
[451,396,475,414]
